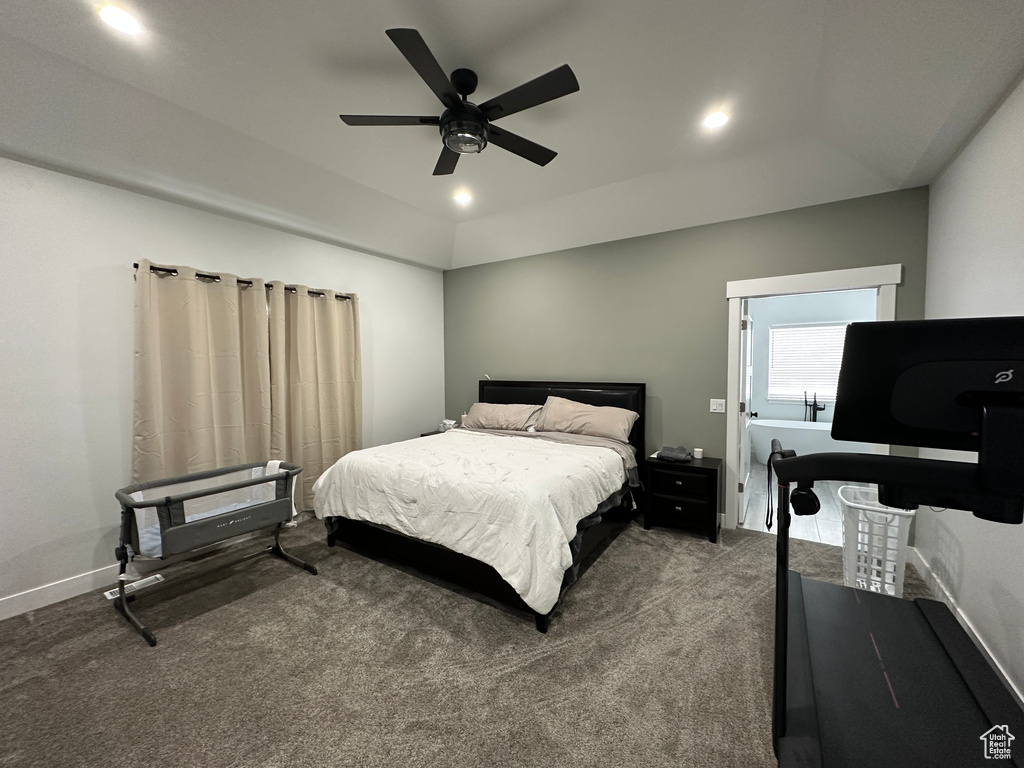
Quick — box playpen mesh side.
[131,465,284,558]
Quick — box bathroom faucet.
[804,392,826,422]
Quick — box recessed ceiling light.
[454,191,472,205]
[99,6,143,35]
[702,111,730,129]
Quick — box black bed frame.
[324,380,646,632]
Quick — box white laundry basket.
[838,485,916,598]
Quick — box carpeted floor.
[0,519,929,768]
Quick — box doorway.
[737,289,878,543]
[724,264,903,535]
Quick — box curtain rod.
[132,263,352,300]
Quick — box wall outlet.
[710,399,726,413]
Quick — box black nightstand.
[643,456,723,542]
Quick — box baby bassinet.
[113,461,317,645]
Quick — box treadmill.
[770,317,1024,768]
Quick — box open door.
[737,311,754,525]
[723,264,902,531]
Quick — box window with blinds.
[767,323,848,401]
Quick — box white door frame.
[723,264,903,531]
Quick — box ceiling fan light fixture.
[442,120,488,154]
[340,29,578,175]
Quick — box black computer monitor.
[831,316,1024,450]
[831,316,1024,496]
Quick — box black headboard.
[478,380,646,459]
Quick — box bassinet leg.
[113,580,157,647]
[269,524,319,575]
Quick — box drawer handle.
[675,480,682,486]
[675,506,682,511]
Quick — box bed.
[314,380,646,632]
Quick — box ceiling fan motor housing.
[440,102,489,154]
[450,68,478,98]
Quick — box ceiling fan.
[340,28,580,176]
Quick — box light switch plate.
[710,399,726,413]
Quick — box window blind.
[768,323,848,401]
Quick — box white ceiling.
[3,0,1024,270]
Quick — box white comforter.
[312,429,628,614]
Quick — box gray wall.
[919,76,1024,698]
[444,188,929,460]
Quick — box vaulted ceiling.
[4,0,1024,270]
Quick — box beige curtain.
[268,282,362,511]
[132,260,270,483]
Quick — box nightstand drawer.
[649,468,707,498]
[650,494,707,519]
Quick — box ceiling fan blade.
[487,125,557,166]
[479,64,579,121]
[433,147,460,175]
[386,28,462,109]
[340,115,440,126]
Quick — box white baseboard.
[908,546,1024,707]
[0,564,120,622]
[0,514,319,623]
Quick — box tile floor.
[738,462,871,546]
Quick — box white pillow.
[462,402,543,431]
[534,396,638,443]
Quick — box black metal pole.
[772,476,791,754]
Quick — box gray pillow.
[462,402,543,431]
[534,396,639,443]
